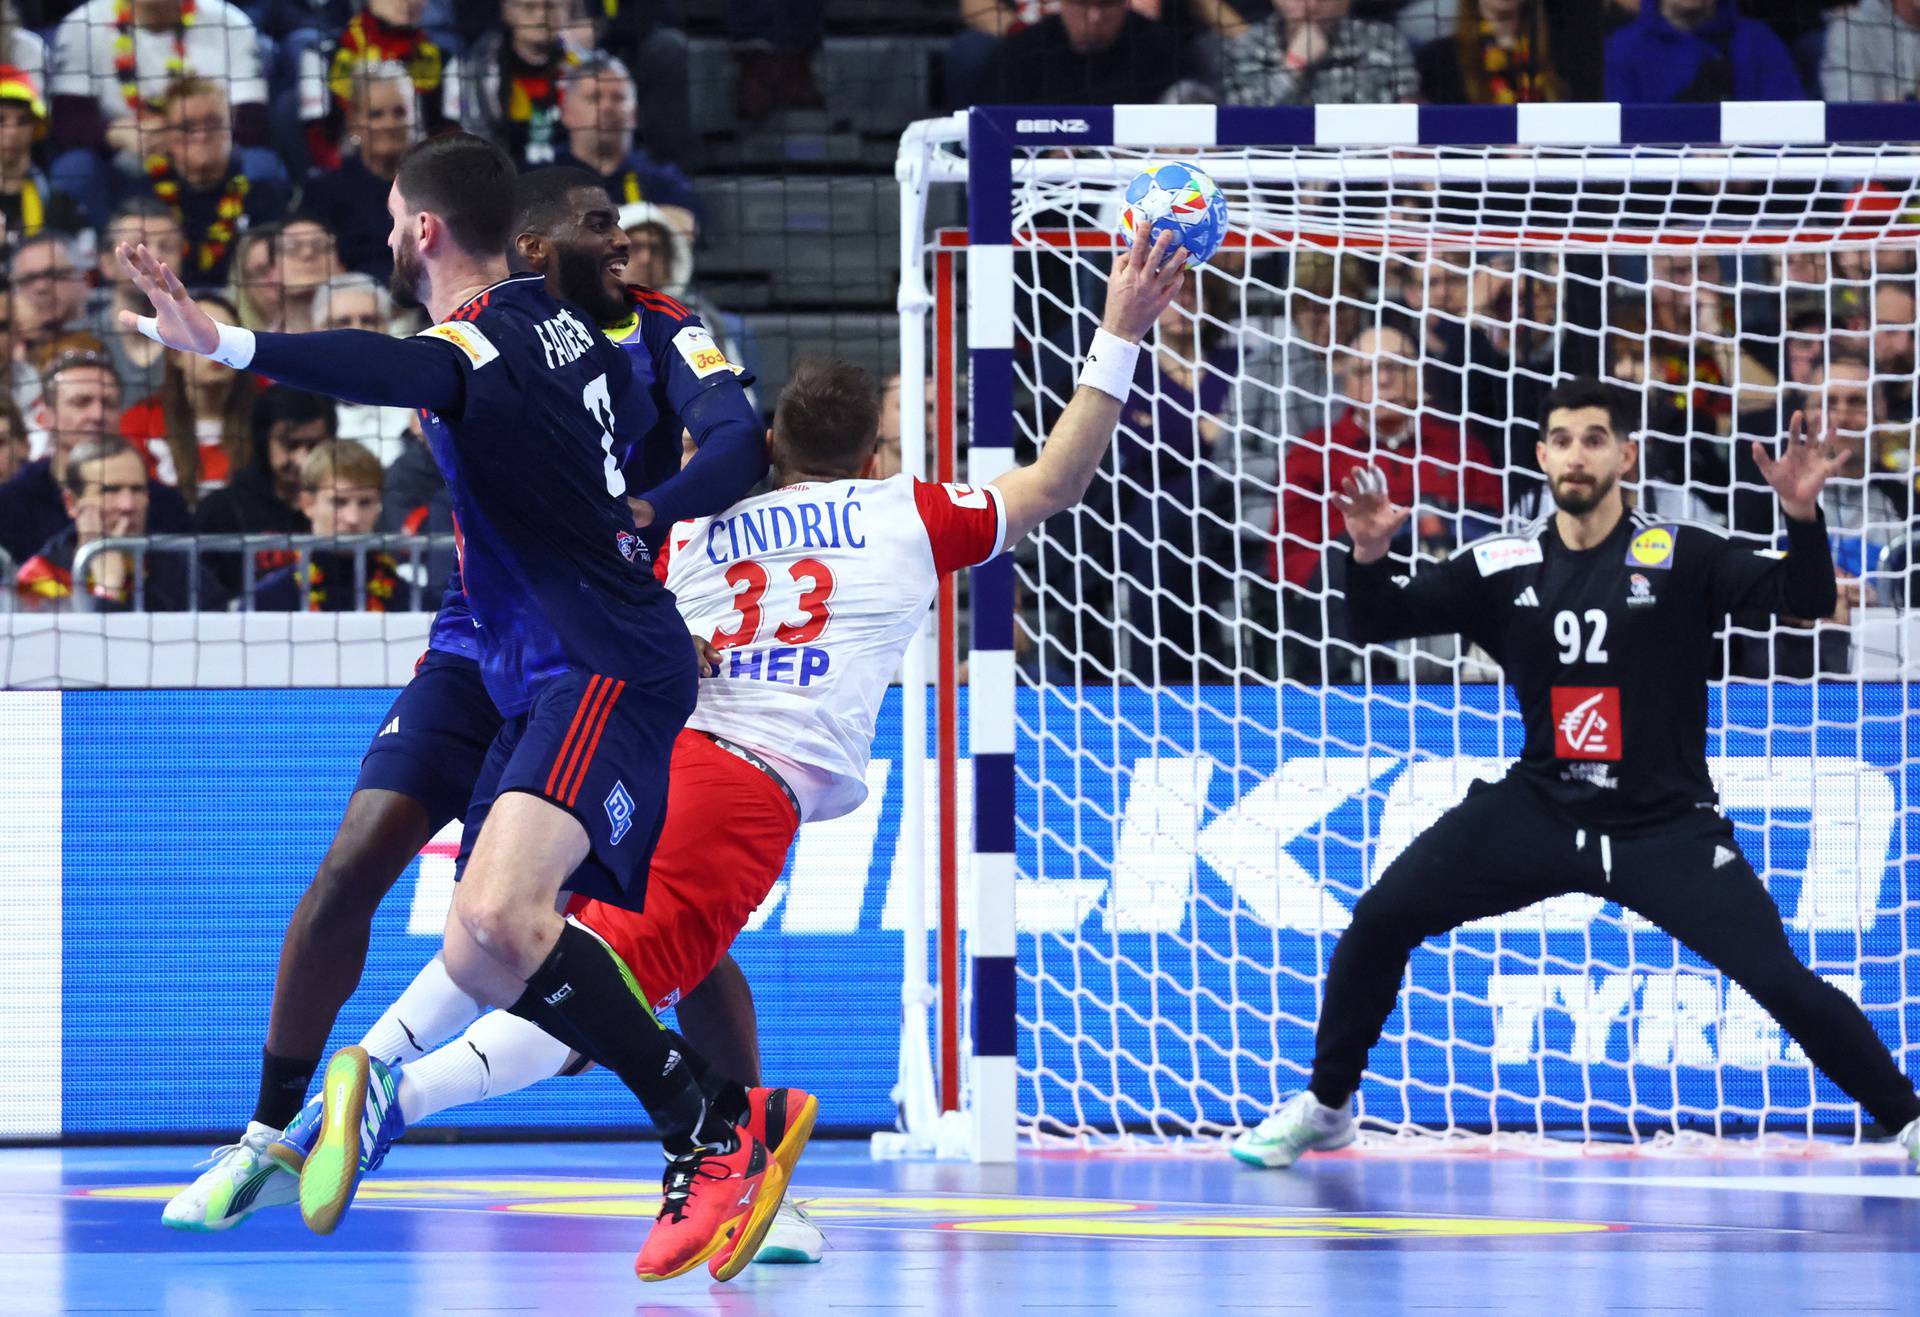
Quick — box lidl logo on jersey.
[1551,686,1620,760]
[1627,527,1675,568]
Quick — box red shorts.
[569,728,799,1009]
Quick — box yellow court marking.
[76,1178,1621,1242]
[498,1194,1141,1220]
[81,1177,664,1203]
[79,1180,1139,1220]
[950,1214,1616,1240]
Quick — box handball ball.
[1119,161,1229,268]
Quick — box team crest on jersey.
[615,530,647,563]
[1627,572,1656,607]
[1627,526,1675,568]
[604,781,635,845]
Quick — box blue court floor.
[8,1139,1919,1315]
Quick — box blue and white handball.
[1119,160,1229,268]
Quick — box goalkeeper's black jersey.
[1345,506,1837,831]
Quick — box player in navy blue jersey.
[502,170,801,1172]
[125,133,793,1281]
[161,169,778,1249]
[506,167,759,549]
[165,165,822,1265]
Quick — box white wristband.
[1077,328,1140,402]
[132,315,257,370]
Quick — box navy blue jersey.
[426,560,481,661]
[424,284,757,667]
[599,284,755,535]
[412,274,691,716]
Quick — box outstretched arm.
[1753,408,1846,524]
[1336,465,1482,645]
[117,242,469,413]
[1713,410,1842,618]
[991,229,1188,545]
[1332,464,1413,566]
[631,387,767,532]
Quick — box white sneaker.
[161,1121,301,1231]
[1897,1116,1920,1168]
[754,1200,825,1264]
[1231,1092,1356,1169]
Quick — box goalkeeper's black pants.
[1308,774,1920,1134]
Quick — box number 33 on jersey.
[658,475,1007,821]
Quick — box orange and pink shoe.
[634,1133,787,1283]
[743,1086,818,1185]
[703,1086,819,1277]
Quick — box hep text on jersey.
[725,645,831,687]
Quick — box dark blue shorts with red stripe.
[355,648,502,831]
[455,666,683,911]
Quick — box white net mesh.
[977,140,1920,1148]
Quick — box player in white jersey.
[255,228,1189,1252]
[664,433,1009,821]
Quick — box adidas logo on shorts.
[378,716,400,736]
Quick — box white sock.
[395,1008,574,1126]
[358,954,485,1066]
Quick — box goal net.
[901,104,1920,1155]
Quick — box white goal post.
[890,101,1920,1162]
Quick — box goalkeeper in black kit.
[1234,377,1920,1169]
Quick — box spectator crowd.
[950,0,1920,684]
[0,0,1915,698]
[1009,222,1920,683]
[0,0,715,613]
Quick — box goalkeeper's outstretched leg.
[1235,779,1920,1170]
[1234,777,1571,1169]
[1603,813,1920,1147]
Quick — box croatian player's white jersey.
[662,474,1007,821]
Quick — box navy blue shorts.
[353,649,503,832]
[456,668,684,912]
